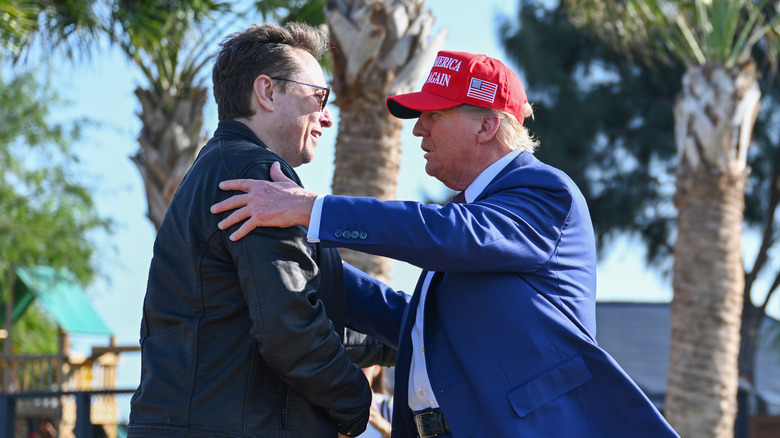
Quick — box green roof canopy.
[1,266,113,336]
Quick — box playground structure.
[1,266,139,437]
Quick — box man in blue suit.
[211,50,679,438]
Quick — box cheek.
[424,151,448,179]
[437,135,466,161]
[285,116,307,139]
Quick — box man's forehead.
[291,49,325,81]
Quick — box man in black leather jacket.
[128,22,374,438]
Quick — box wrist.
[299,191,317,225]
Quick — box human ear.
[476,116,500,144]
[253,75,276,112]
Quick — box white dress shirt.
[308,150,521,412]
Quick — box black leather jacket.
[129,120,372,438]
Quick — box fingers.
[229,220,256,241]
[218,178,254,192]
[217,169,291,192]
[215,207,256,241]
[211,193,248,215]
[269,161,289,182]
[217,206,250,231]
[210,162,296,241]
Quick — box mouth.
[421,144,432,159]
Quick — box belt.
[413,408,451,438]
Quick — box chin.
[424,163,438,179]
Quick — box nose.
[321,107,334,128]
[412,116,428,137]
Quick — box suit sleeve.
[318,169,577,274]
[342,262,411,350]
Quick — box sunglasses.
[271,78,330,111]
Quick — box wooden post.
[3,268,14,357]
[2,268,15,392]
[58,328,69,388]
[75,392,93,438]
[0,393,15,437]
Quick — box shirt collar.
[215,119,268,149]
[463,150,521,202]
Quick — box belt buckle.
[414,411,442,438]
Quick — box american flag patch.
[466,78,498,103]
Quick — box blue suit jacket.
[320,152,678,437]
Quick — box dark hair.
[212,22,329,120]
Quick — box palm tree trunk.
[326,0,445,283]
[669,166,745,438]
[666,62,760,438]
[332,97,404,283]
[131,85,209,229]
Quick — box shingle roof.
[595,302,780,410]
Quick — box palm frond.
[672,7,706,64]
[112,0,229,92]
[0,2,39,58]
[564,0,779,69]
[1,0,102,62]
[729,5,766,67]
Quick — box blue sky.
[45,0,688,394]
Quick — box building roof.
[596,302,780,409]
[1,266,113,336]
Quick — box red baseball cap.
[386,50,528,125]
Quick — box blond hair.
[458,103,538,153]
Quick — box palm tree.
[325,0,446,282]
[107,0,228,229]
[562,1,779,437]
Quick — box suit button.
[335,230,343,238]
[350,230,360,239]
[359,231,367,239]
